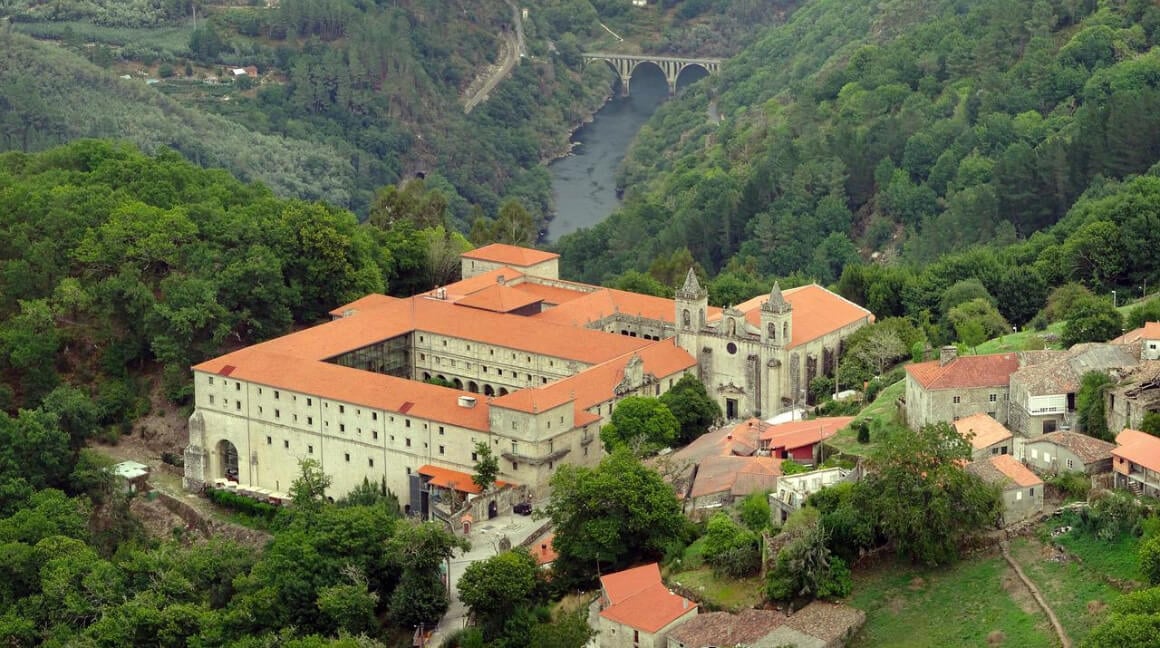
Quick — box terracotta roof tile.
[953,413,1013,450]
[737,284,873,348]
[461,243,558,267]
[1032,431,1115,465]
[906,353,1020,390]
[417,464,507,494]
[760,417,854,451]
[1114,428,1160,473]
[968,455,1042,488]
[195,351,493,430]
[599,563,696,633]
[1112,321,1160,344]
[453,284,543,313]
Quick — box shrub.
[782,460,809,475]
[206,487,280,521]
[1046,471,1090,501]
[856,420,871,444]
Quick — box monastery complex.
[184,244,872,504]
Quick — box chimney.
[497,274,506,285]
[939,345,958,366]
[541,543,547,555]
[457,396,477,408]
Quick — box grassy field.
[827,379,905,457]
[1010,537,1124,643]
[847,553,1054,647]
[668,567,764,612]
[1053,527,1143,585]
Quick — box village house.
[904,347,1019,429]
[1024,431,1115,476]
[952,412,1014,461]
[1008,344,1138,437]
[966,455,1044,526]
[1112,322,1160,361]
[185,244,871,504]
[1105,361,1160,433]
[759,416,853,465]
[666,603,865,648]
[1112,428,1160,498]
[769,466,852,524]
[597,563,697,648]
[666,419,781,514]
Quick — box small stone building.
[1024,431,1115,476]
[952,412,1014,461]
[905,348,1019,429]
[597,563,697,648]
[967,455,1043,526]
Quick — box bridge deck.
[582,52,723,65]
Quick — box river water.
[545,66,690,242]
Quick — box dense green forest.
[556,0,1160,297]
[0,0,796,229]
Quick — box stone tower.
[760,282,793,347]
[675,268,708,335]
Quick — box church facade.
[184,244,872,502]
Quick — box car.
[513,502,533,515]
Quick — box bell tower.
[760,282,793,348]
[675,268,708,354]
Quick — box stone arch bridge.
[582,52,722,95]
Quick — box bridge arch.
[582,52,722,96]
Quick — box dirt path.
[1001,541,1072,648]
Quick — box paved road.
[429,511,548,645]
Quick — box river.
[545,65,705,242]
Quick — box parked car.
[513,502,533,515]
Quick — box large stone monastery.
[184,244,872,502]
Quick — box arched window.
[768,323,776,340]
[783,322,788,340]
[682,309,691,327]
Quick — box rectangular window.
[953,396,961,404]
[340,424,345,432]
[339,405,345,414]
[266,436,272,445]
[283,440,289,449]
[512,462,519,471]
[308,445,313,454]
[236,400,242,411]
[1030,487,1036,497]
[1016,490,1023,501]
[275,390,280,399]
[1067,458,1074,469]
[989,394,998,402]
[406,438,411,447]
[369,458,375,467]
[208,376,214,385]
[258,406,263,414]
[307,398,312,406]
[472,452,478,462]
[372,412,378,421]
[307,416,313,425]
[235,382,241,391]
[373,431,379,440]
[405,419,411,428]
[439,426,445,435]
[209,395,215,405]
[439,445,445,455]
[344,453,350,462]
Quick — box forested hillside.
[557,0,1160,288]
[0,0,797,229]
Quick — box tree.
[701,512,760,577]
[457,549,540,639]
[1140,536,1160,586]
[1061,295,1123,347]
[1141,412,1160,438]
[864,423,1001,565]
[386,521,469,627]
[1075,371,1114,441]
[545,450,685,585]
[955,318,987,353]
[766,518,851,602]
[659,374,722,445]
[738,490,772,532]
[946,298,1011,342]
[471,442,499,493]
[290,459,332,513]
[599,397,680,455]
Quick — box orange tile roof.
[491,339,696,415]
[510,281,591,306]
[953,413,1013,450]
[760,417,854,451]
[1034,431,1115,465]
[461,243,558,267]
[1112,322,1160,344]
[1114,428,1160,474]
[689,455,780,498]
[905,354,1020,390]
[737,284,873,348]
[438,267,528,301]
[195,351,493,430]
[453,283,543,313]
[600,563,697,633]
[532,533,558,565]
[328,293,401,317]
[417,464,508,494]
[968,455,1042,488]
[533,286,704,327]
